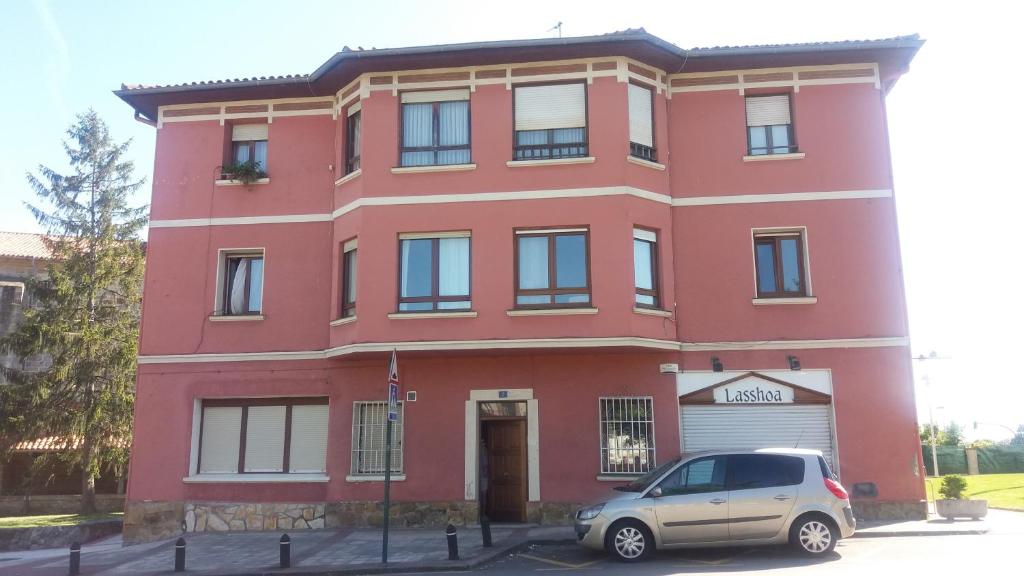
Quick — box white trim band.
[672,189,893,207]
[679,336,910,352]
[182,474,329,483]
[150,214,331,228]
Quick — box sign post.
[382,350,399,563]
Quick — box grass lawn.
[925,473,1024,511]
[0,512,123,529]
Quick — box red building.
[116,30,925,543]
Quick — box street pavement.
[0,510,1020,575]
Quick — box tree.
[920,423,947,445]
[0,110,147,513]
[1011,425,1024,448]
[941,422,965,447]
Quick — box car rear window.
[818,456,836,480]
[727,454,805,490]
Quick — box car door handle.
[773,495,791,501]
[709,498,726,505]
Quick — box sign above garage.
[713,375,794,404]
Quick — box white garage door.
[680,405,835,468]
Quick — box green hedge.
[921,445,1024,474]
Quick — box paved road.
[409,532,1017,575]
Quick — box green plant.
[939,474,969,500]
[220,160,266,184]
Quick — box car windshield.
[613,457,682,492]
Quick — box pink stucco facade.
[118,31,925,541]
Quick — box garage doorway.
[479,401,527,522]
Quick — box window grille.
[351,401,404,474]
[599,397,655,474]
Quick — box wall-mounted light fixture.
[787,355,801,371]
[711,356,723,372]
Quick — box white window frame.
[599,396,656,476]
[350,401,405,477]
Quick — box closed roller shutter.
[745,95,791,126]
[628,83,653,147]
[232,124,268,141]
[681,405,834,468]
[514,84,586,131]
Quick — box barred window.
[351,401,404,475]
[599,397,655,474]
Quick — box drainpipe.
[133,111,157,128]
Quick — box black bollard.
[446,524,459,560]
[69,541,81,575]
[174,537,186,572]
[480,515,492,548]
[279,533,291,568]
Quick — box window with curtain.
[600,397,655,474]
[230,124,268,173]
[398,234,470,311]
[753,231,807,297]
[346,103,362,174]
[633,228,659,308]
[628,83,656,161]
[223,252,264,315]
[745,94,796,156]
[351,401,404,475]
[400,90,471,166]
[514,228,590,307]
[340,239,357,318]
[197,398,329,475]
[513,83,587,160]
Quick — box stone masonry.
[185,502,325,533]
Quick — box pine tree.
[0,110,147,513]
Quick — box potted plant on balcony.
[219,160,267,185]
[935,474,988,520]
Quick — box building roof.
[116,29,924,120]
[0,231,53,260]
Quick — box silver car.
[575,448,855,561]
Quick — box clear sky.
[1,0,1021,439]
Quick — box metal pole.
[382,417,393,564]
[69,542,81,575]
[926,375,940,477]
[279,533,290,568]
[174,537,186,572]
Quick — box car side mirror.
[649,487,663,498]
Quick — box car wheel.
[605,520,654,562]
[790,515,837,556]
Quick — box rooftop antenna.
[548,21,563,38]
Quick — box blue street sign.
[388,382,399,422]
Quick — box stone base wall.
[0,520,122,552]
[0,494,123,517]
[526,501,581,525]
[326,501,478,528]
[123,501,184,545]
[851,499,928,521]
[185,502,325,533]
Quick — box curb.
[852,528,989,538]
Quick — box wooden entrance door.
[484,419,527,522]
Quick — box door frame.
[481,416,528,522]
[464,389,539,504]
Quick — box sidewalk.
[855,508,1024,537]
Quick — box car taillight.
[824,477,849,500]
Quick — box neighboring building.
[115,29,925,543]
[0,231,51,381]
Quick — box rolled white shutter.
[514,84,586,131]
[347,101,362,117]
[745,95,791,127]
[232,124,268,141]
[401,89,470,103]
[199,407,242,473]
[628,84,653,147]
[243,405,286,472]
[289,404,329,473]
[633,228,657,242]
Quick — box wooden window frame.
[753,232,807,298]
[222,253,264,316]
[745,94,797,156]
[512,81,589,161]
[633,229,660,309]
[346,110,361,174]
[396,236,472,312]
[513,228,592,309]
[398,97,471,166]
[628,81,657,162]
[340,245,357,318]
[196,397,329,475]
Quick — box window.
[633,228,659,308]
[656,456,727,496]
[400,90,470,166]
[727,454,805,490]
[745,95,796,156]
[513,83,587,160]
[221,252,264,315]
[197,398,328,475]
[515,228,590,307]
[628,83,656,161]
[753,232,807,297]
[599,397,655,474]
[351,401,404,475]
[346,103,361,174]
[340,239,357,318]
[230,124,268,171]
[398,233,470,312]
